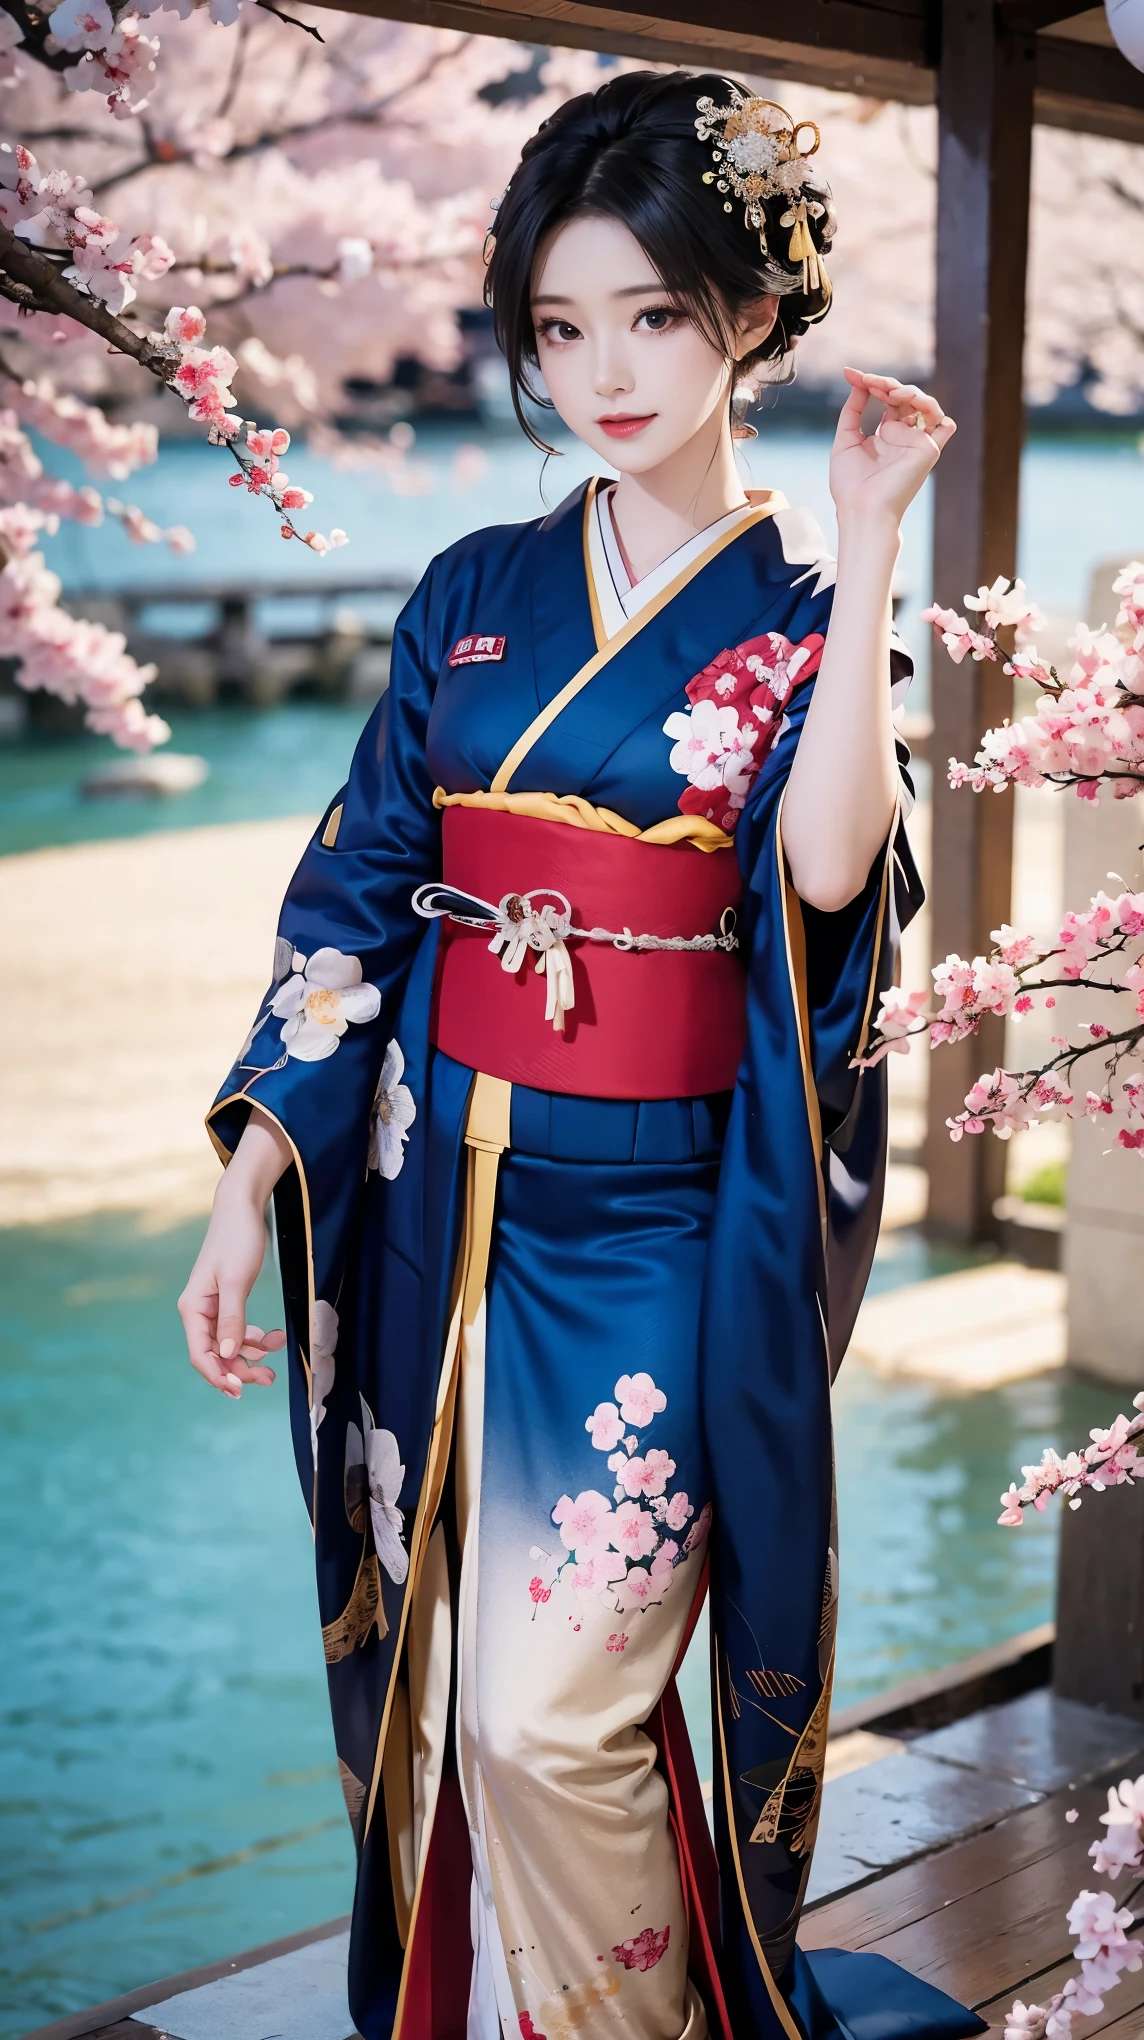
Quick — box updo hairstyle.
[483,69,836,450]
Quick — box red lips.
[596,414,656,438]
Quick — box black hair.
[483,69,836,450]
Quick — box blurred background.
[1,17,1143,2038]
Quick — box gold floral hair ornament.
[695,87,829,294]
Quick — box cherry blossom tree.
[1,0,1143,747]
[860,561,1144,1153]
[0,13,608,744]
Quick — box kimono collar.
[502,483,787,798]
[585,479,788,647]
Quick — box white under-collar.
[586,482,782,642]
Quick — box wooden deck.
[804,1782,1144,2036]
[20,1642,1144,2040]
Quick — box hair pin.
[695,87,828,293]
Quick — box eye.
[536,317,582,344]
[633,305,683,334]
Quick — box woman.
[180,70,981,2040]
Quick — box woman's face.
[530,213,776,475]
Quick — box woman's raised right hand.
[178,1111,292,1399]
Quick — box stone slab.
[132,1932,356,2040]
[912,1686,1144,1795]
[805,1750,1041,1907]
[848,1262,1066,1390]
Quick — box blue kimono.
[209,480,985,2040]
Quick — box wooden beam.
[1002,0,1097,28]
[923,3,1035,1243]
[306,0,935,97]
[307,0,1144,140]
[1037,32,1144,141]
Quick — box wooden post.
[1056,1480,1144,1722]
[924,2,1036,1241]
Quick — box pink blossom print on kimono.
[452,1147,716,2040]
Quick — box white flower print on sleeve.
[367,1039,416,1179]
[343,1394,409,1585]
[273,934,299,983]
[271,946,381,1062]
[309,1298,338,1470]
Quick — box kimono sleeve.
[207,558,445,1203]
[732,604,924,1371]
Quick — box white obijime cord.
[412,881,739,1035]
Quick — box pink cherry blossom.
[608,1501,660,1562]
[614,1372,667,1427]
[568,1548,627,1600]
[1004,2002,1049,2040]
[48,0,117,54]
[992,923,1042,969]
[964,574,1044,638]
[586,1401,625,1452]
[165,304,207,346]
[663,1491,694,1533]
[551,1489,614,1559]
[618,1449,676,1500]
[615,1564,654,1608]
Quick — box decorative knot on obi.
[423,806,747,1100]
[413,880,739,1034]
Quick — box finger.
[835,378,875,445]
[179,1281,225,1378]
[223,1354,277,1389]
[240,1323,287,1353]
[838,376,871,417]
[843,368,902,396]
[216,1283,251,1363]
[185,1313,243,1396]
[882,386,945,432]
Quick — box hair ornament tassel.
[780,196,827,291]
[695,86,824,266]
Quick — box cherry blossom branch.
[997,1395,1144,2036]
[858,882,1144,1138]
[922,563,1144,803]
[0,343,159,477]
[0,141,348,747]
[87,25,468,192]
[0,221,177,371]
[858,560,1144,1140]
[1005,1885,1142,2040]
[0,154,345,538]
[998,1396,1144,1525]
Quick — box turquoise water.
[1,420,1140,2034]
[0,1208,1116,2037]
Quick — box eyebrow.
[531,283,670,306]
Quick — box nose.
[592,334,634,400]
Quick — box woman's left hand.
[829,368,956,530]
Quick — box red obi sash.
[428,807,746,1100]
